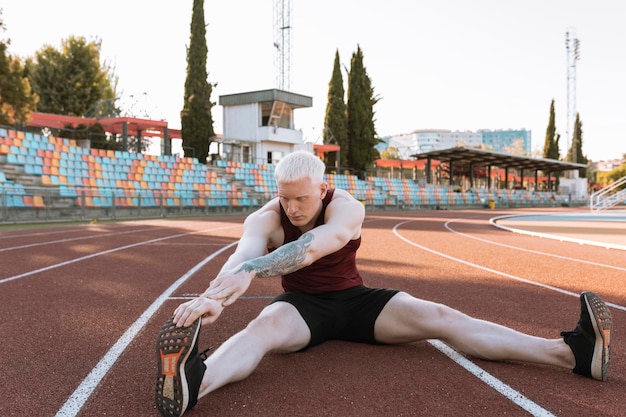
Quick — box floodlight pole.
[565,28,580,166]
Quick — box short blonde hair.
[274,150,325,184]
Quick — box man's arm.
[205,190,364,304]
[172,203,280,327]
[216,206,281,272]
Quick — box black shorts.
[269,285,399,349]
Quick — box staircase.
[590,176,626,211]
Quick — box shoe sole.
[582,292,612,381]
[155,317,201,417]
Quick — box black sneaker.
[155,317,207,417]
[561,292,612,381]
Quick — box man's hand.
[173,296,225,328]
[202,266,254,307]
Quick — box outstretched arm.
[205,190,364,305]
[172,206,279,327]
[173,190,364,326]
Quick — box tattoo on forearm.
[239,233,314,278]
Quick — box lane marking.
[0,227,157,253]
[168,295,276,300]
[428,340,556,417]
[393,220,626,312]
[392,219,625,416]
[0,225,240,285]
[490,213,626,251]
[0,223,143,241]
[443,219,626,272]
[54,242,238,417]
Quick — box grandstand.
[0,128,587,223]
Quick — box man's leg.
[156,301,310,417]
[198,301,311,398]
[374,291,610,376]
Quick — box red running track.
[1,208,624,417]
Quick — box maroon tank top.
[273,188,363,294]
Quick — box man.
[155,150,612,417]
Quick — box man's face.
[277,177,327,229]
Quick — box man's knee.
[245,302,310,352]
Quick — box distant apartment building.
[479,129,531,154]
[378,128,532,159]
[591,159,623,172]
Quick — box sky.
[2,0,625,161]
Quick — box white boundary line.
[443,219,626,272]
[392,219,624,417]
[54,242,238,417]
[0,225,239,285]
[0,227,156,253]
[393,220,625,312]
[428,340,556,417]
[489,213,626,251]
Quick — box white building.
[215,89,313,165]
[379,128,531,157]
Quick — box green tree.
[0,11,38,125]
[346,45,379,176]
[541,100,560,190]
[380,146,400,160]
[322,50,348,170]
[27,36,117,117]
[181,0,215,164]
[542,99,560,160]
[565,113,588,177]
[503,138,527,156]
[597,156,626,190]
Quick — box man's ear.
[320,182,328,199]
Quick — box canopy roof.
[411,147,585,173]
[28,112,182,139]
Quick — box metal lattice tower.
[565,28,581,156]
[273,0,292,91]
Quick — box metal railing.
[0,185,262,223]
[590,176,626,211]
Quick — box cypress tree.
[542,99,560,160]
[542,99,560,190]
[346,45,379,176]
[181,0,215,164]
[565,113,587,177]
[322,50,348,171]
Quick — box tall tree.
[27,36,116,117]
[542,99,560,190]
[346,45,379,176]
[181,0,215,164]
[542,99,560,160]
[565,112,587,177]
[322,50,348,171]
[0,11,38,126]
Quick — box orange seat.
[33,196,45,208]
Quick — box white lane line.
[393,220,626,312]
[0,227,157,253]
[169,295,276,300]
[54,241,238,417]
[442,219,626,272]
[392,219,624,416]
[490,213,626,251]
[428,340,556,417]
[0,225,239,285]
